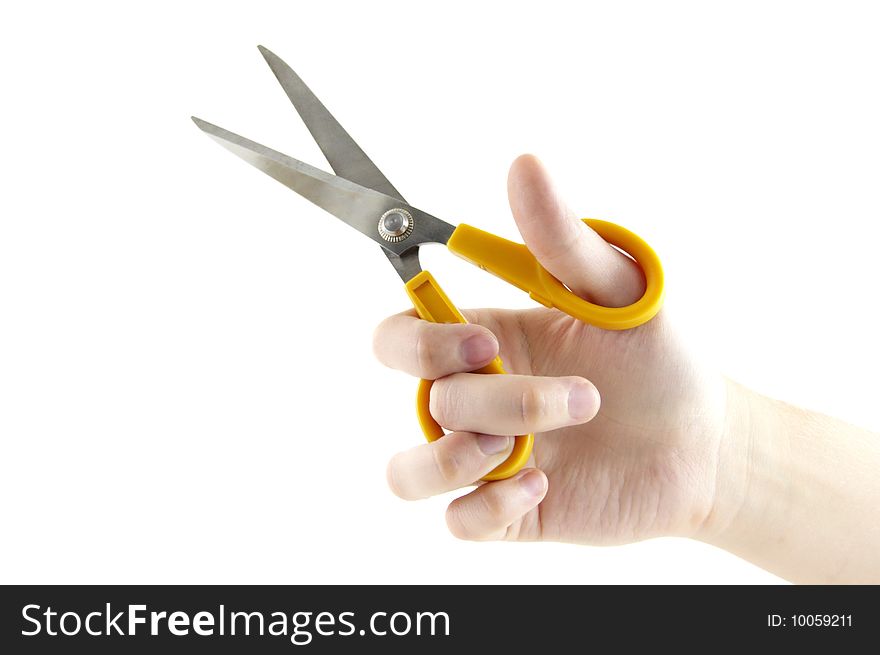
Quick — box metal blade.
[191,117,454,261]
[257,45,404,201]
[256,46,422,281]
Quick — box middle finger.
[430,373,600,436]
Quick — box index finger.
[372,311,500,379]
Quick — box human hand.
[373,154,730,545]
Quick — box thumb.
[507,154,645,308]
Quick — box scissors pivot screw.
[378,208,414,242]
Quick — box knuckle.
[431,440,462,485]
[479,487,508,521]
[429,378,460,428]
[414,323,439,377]
[518,386,548,426]
[445,502,476,541]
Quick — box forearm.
[699,380,880,583]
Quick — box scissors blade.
[191,117,455,261]
[257,45,405,202]
[256,47,423,281]
[192,116,401,249]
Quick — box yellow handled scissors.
[193,46,665,481]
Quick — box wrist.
[695,379,880,583]
[694,380,793,558]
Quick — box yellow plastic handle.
[405,270,534,481]
[447,219,664,330]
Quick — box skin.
[373,155,880,583]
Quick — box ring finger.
[387,432,515,500]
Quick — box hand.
[373,155,729,544]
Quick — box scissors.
[193,46,665,481]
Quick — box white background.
[2,1,878,584]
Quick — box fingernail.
[460,334,497,366]
[568,381,600,420]
[476,434,512,455]
[518,470,546,497]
